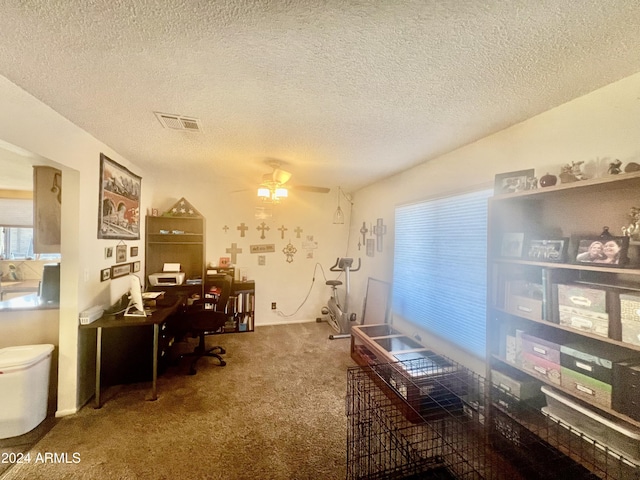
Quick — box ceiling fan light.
[275,187,288,198]
[257,187,270,198]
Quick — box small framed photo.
[501,232,525,258]
[111,262,132,279]
[116,244,127,263]
[105,247,113,259]
[366,238,375,257]
[219,257,230,268]
[130,246,139,257]
[526,238,568,263]
[133,261,141,273]
[152,208,159,216]
[100,268,111,282]
[494,169,536,194]
[573,236,629,267]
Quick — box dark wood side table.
[80,298,182,408]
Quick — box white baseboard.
[257,318,319,326]
[55,407,77,418]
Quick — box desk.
[80,298,181,408]
[0,279,40,300]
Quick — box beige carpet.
[1,322,355,480]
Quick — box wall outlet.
[271,302,277,310]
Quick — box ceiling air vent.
[154,112,202,132]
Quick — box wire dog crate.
[346,356,639,480]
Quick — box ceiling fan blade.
[292,185,331,193]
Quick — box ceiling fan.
[257,160,330,202]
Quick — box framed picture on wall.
[111,262,132,279]
[366,238,375,257]
[97,153,141,240]
[100,268,111,282]
[116,244,127,263]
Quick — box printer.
[148,263,186,286]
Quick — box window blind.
[0,198,33,227]
[392,188,492,358]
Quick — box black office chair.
[178,275,234,375]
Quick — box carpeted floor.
[1,322,355,480]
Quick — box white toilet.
[0,344,55,439]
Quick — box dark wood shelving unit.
[487,172,640,477]
[145,215,205,297]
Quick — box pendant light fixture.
[333,186,345,224]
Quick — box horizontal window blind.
[0,198,33,227]
[392,188,492,358]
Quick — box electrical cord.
[275,262,331,318]
[276,188,354,318]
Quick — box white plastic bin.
[0,344,55,439]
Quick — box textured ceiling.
[2,1,640,194]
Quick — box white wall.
[146,169,351,325]
[0,75,149,415]
[347,71,640,372]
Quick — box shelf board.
[489,306,640,352]
[147,242,203,246]
[148,233,203,236]
[490,354,640,429]
[146,215,203,220]
[492,258,640,275]
[491,171,640,201]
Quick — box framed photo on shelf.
[111,262,132,279]
[133,261,141,273]
[494,169,535,194]
[500,232,525,258]
[573,235,629,267]
[526,238,568,263]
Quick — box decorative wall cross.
[282,241,297,263]
[225,243,243,264]
[359,222,368,250]
[257,222,270,239]
[373,218,387,252]
[294,226,303,238]
[278,225,288,239]
[237,222,248,237]
[222,225,229,233]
